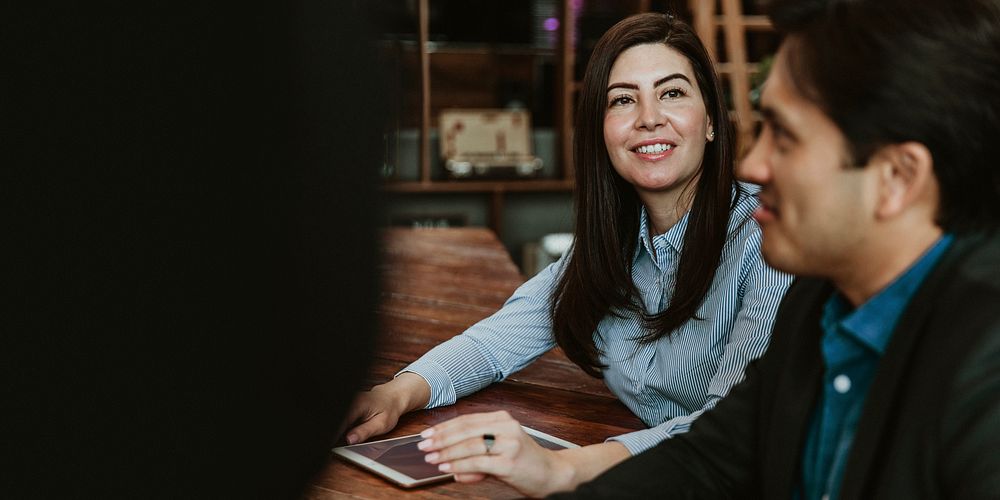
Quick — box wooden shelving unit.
[384,0,582,239]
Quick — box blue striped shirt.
[402,184,792,454]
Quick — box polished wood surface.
[307,228,643,499]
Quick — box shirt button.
[833,374,852,394]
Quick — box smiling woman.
[345,13,792,498]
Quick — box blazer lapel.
[839,234,984,499]
[766,280,828,498]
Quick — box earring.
[708,130,715,141]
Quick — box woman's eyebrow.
[606,82,638,93]
[607,73,691,93]
[654,73,691,87]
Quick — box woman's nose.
[635,99,666,131]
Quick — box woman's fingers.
[423,435,488,464]
[439,453,514,477]
[417,413,562,497]
[345,412,391,444]
[453,472,486,483]
[422,410,511,439]
[418,410,520,451]
[425,434,520,464]
[342,391,403,444]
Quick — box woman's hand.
[417,411,576,498]
[343,372,431,444]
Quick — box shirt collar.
[823,234,954,354]
[634,183,760,263]
[636,206,690,262]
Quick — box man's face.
[737,46,881,278]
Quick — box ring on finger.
[482,433,496,455]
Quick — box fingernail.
[420,428,435,438]
[438,463,451,472]
[417,439,432,451]
[346,434,357,445]
[424,452,439,463]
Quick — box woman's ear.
[873,142,936,220]
[706,119,715,142]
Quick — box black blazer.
[557,231,1000,499]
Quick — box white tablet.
[332,426,579,488]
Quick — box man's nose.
[737,134,772,185]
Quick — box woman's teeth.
[635,143,674,154]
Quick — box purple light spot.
[544,17,560,31]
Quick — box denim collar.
[821,234,954,355]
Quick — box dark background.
[6,1,383,497]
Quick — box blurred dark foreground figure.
[7,1,382,498]
[553,0,1000,498]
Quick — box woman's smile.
[630,139,677,162]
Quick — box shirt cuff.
[606,426,677,455]
[397,358,457,409]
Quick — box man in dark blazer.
[552,0,1000,498]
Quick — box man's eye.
[767,123,796,152]
[772,124,791,142]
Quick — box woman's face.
[603,43,714,208]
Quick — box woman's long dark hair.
[551,13,740,378]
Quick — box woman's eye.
[661,88,685,99]
[609,95,633,107]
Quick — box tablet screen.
[347,434,442,481]
[333,426,578,487]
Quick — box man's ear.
[872,142,936,220]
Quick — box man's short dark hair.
[768,0,1000,233]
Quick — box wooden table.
[306,228,643,499]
